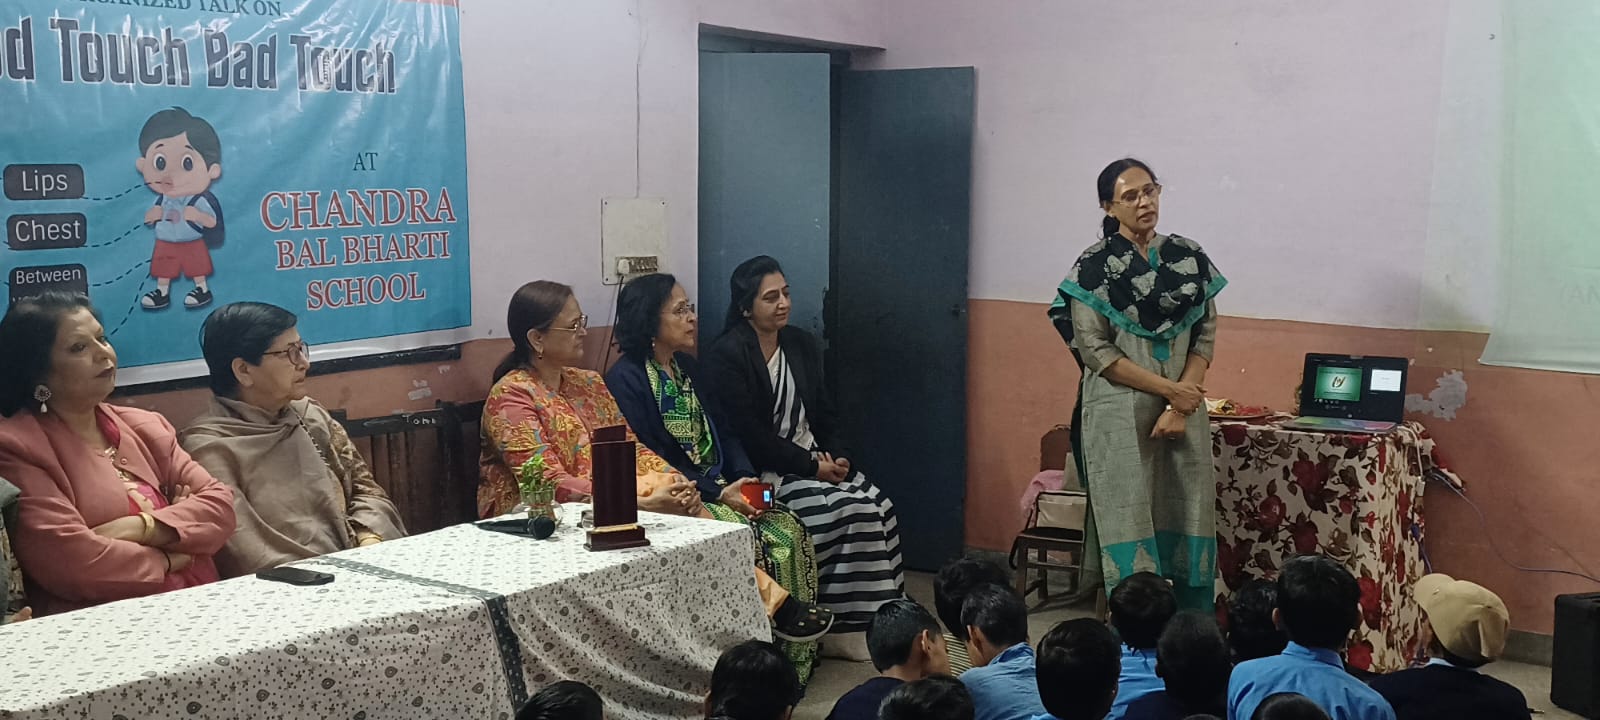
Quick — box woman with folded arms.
[0,291,235,616]
[180,302,407,578]
[479,281,833,658]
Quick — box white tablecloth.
[0,508,770,719]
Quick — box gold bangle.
[139,512,156,544]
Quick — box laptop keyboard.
[1288,416,1397,433]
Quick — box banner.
[1483,1,1600,373]
[0,0,470,380]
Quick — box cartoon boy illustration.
[137,107,223,310]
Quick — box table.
[1211,419,1456,673]
[0,508,769,719]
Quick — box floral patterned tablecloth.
[0,508,769,720]
[1212,419,1456,673]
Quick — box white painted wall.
[867,0,1502,331]
[457,0,882,341]
[456,0,1503,338]
[1420,1,1501,333]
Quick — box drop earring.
[32,384,51,414]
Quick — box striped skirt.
[773,472,905,632]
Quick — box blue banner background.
[0,0,470,370]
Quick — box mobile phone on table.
[256,565,334,586]
[740,481,774,511]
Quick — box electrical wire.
[632,0,644,198]
[595,278,623,374]
[1411,443,1433,575]
[1437,475,1600,586]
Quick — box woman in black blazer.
[705,256,905,636]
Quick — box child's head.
[1155,611,1232,717]
[1035,618,1121,720]
[1414,573,1509,668]
[867,598,950,676]
[517,681,603,720]
[1227,579,1288,663]
[960,584,1030,666]
[1250,693,1331,720]
[879,675,973,720]
[137,107,222,197]
[1275,555,1361,650]
[934,556,1010,641]
[704,641,798,720]
[1108,571,1177,649]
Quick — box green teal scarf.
[1049,233,1226,361]
[646,358,719,469]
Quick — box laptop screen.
[1298,354,1409,422]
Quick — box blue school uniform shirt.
[1228,642,1397,720]
[961,643,1046,720]
[1108,644,1163,719]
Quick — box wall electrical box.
[600,198,667,285]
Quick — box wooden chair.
[1012,424,1089,611]
[333,400,485,535]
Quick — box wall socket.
[601,198,667,285]
[615,255,660,277]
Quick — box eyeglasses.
[1114,183,1163,205]
[548,314,589,333]
[663,302,696,319]
[261,341,309,365]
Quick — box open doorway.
[697,29,975,570]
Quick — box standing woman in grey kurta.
[1047,158,1226,611]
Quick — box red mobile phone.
[740,481,774,511]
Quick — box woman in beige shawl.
[180,302,405,577]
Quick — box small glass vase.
[522,485,563,527]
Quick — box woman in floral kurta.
[478,366,688,516]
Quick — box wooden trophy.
[586,425,650,551]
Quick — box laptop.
[1282,353,1408,434]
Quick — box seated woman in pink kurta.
[0,292,236,616]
